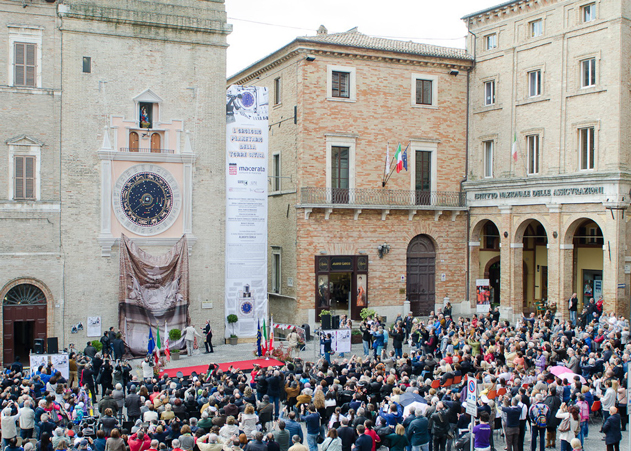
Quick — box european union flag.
[402,146,408,171]
[148,326,155,356]
[256,319,262,357]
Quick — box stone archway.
[0,278,54,364]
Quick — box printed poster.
[476,279,491,313]
[87,316,102,337]
[225,85,269,337]
[30,354,69,379]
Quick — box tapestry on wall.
[119,234,189,356]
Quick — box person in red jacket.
[128,431,151,451]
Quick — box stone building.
[228,27,473,329]
[463,0,631,319]
[0,0,229,364]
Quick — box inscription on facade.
[474,186,604,200]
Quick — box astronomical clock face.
[113,164,181,236]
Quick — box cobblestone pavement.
[132,339,630,450]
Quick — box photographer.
[142,357,154,382]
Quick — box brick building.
[0,0,229,363]
[228,27,473,329]
[463,0,631,319]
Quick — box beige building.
[0,0,229,364]
[229,27,473,329]
[463,0,631,319]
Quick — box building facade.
[0,0,229,363]
[229,27,473,329]
[463,0,631,320]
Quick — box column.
[469,240,480,312]
[558,244,574,321]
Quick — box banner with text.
[225,85,269,338]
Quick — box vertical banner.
[225,85,269,338]
[476,279,491,313]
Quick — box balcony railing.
[120,147,175,154]
[300,187,466,208]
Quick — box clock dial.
[112,164,181,236]
[121,172,173,227]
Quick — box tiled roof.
[297,27,472,61]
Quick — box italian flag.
[154,325,161,364]
[164,320,170,361]
[262,319,268,355]
[512,132,518,162]
[269,317,274,353]
[395,144,403,173]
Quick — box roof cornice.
[462,0,556,24]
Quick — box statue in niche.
[140,104,152,128]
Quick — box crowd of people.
[0,303,628,451]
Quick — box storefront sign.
[331,256,353,271]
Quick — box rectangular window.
[271,251,281,294]
[582,3,595,22]
[83,57,91,73]
[272,153,280,192]
[527,135,540,175]
[530,20,543,37]
[274,77,281,105]
[14,42,36,87]
[579,127,595,170]
[415,79,433,105]
[484,141,494,178]
[331,71,350,98]
[14,155,36,200]
[528,70,541,97]
[484,80,496,106]
[581,58,596,87]
[485,34,497,50]
[331,146,349,203]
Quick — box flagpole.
[382,142,390,187]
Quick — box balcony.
[119,147,175,154]
[299,187,467,220]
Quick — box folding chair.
[589,400,602,424]
[441,378,453,388]
[453,375,462,385]
[431,379,441,389]
[487,389,497,400]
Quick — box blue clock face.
[120,172,173,227]
[240,301,253,315]
[240,91,255,108]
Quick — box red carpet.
[160,358,284,377]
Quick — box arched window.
[3,284,46,305]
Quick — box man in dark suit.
[352,425,372,451]
[203,321,213,353]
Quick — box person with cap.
[125,385,142,422]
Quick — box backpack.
[558,415,571,432]
[529,403,550,428]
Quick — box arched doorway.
[521,220,548,310]
[480,221,501,306]
[407,235,435,316]
[571,219,604,310]
[3,283,48,364]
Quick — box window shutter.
[332,71,339,97]
[25,156,35,199]
[340,73,348,97]
[25,44,36,87]
[14,43,25,86]
[15,156,24,199]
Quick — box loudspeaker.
[34,339,45,354]
[321,314,331,330]
[331,315,340,329]
[47,337,59,354]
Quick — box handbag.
[316,435,324,444]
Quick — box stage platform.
[160,357,284,377]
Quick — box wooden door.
[151,133,161,153]
[407,235,436,316]
[129,132,139,152]
[3,305,46,363]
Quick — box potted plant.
[227,314,239,345]
[169,329,182,360]
[351,329,362,344]
[319,309,332,329]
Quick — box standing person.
[100,332,111,358]
[555,404,580,451]
[429,402,450,451]
[472,412,492,451]
[528,394,550,451]
[352,425,372,451]
[406,409,430,451]
[602,407,622,451]
[360,321,372,357]
[304,405,321,451]
[1,402,21,448]
[321,429,342,451]
[568,293,578,326]
[322,333,333,364]
[203,321,214,354]
[337,418,357,451]
[125,385,142,423]
[287,328,300,358]
[112,334,125,361]
[500,397,521,451]
[184,324,203,357]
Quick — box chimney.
[317,25,328,35]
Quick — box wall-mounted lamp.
[358,250,367,255]
[377,243,391,259]
[306,55,316,62]
[319,250,327,255]
[503,231,508,238]
[553,231,558,239]
[449,69,459,76]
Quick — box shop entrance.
[571,219,604,310]
[488,260,500,306]
[315,255,368,321]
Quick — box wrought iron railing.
[120,147,175,154]
[300,187,466,208]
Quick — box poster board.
[87,316,102,337]
[320,329,352,355]
[29,353,69,380]
[476,279,491,313]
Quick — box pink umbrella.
[549,365,586,383]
